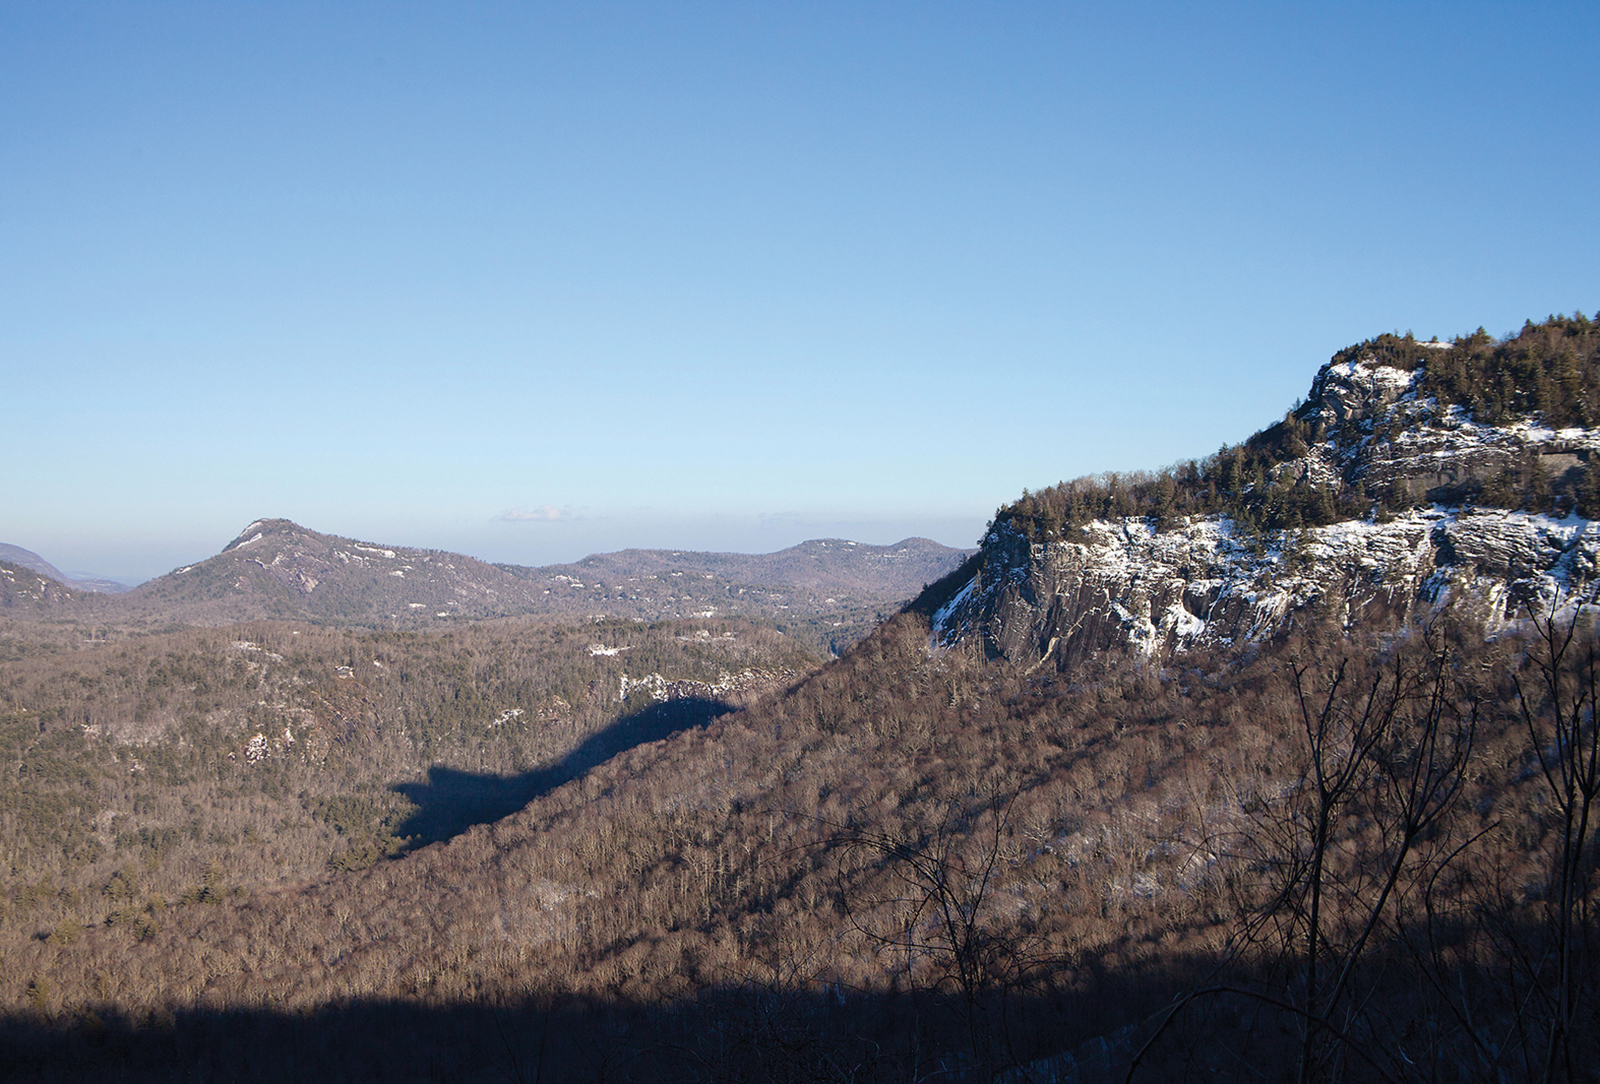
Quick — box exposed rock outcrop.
[1303,355,1598,505]
[933,355,1600,671]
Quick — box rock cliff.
[1303,349,1598,504]
[933,352,1600,671]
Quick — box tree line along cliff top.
[1000,311,1600,540]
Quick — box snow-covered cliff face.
[1302,352,1599,504]
[934,509,1599,670]
[934,357,1600,671]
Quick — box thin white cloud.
[498,505,574,522]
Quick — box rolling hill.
[0,524,974,654]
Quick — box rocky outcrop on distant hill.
[0,559,105,617]
[0,544,129,594]
[932,349,1600,671]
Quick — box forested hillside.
[0,619,816,963]
[1,317,1597,1082]
[3,601,1591,1082]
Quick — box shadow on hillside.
[0,926,1560,1082]
[0,977,1174,1084]
[392,696,734,847]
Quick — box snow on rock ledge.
[1305,358,1600,507]
[933,509,1600,671]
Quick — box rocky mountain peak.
[1305,350,1430,426]
[930,319,1600,672]
[220,518,323,552]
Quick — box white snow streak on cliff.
[935,508,1600,657]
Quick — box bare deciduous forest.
[2,601,1595,1082]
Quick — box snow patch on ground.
[489,708,525,729]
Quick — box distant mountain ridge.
[1,521,974,652]
[0,543,129,593]
[0,559,87,615]
[541,537,963,597]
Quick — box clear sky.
[4,2,1598,584]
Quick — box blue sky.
[4,2,1598,584]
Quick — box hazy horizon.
[3,511,987,588]
[6,3,1598,585]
